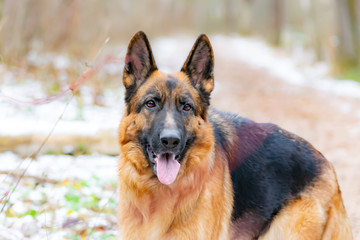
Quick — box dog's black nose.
[160,129,180,149]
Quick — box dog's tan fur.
[258,160,352,240]
[118,70,233,239]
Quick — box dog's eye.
[146,100,156,108]
[183,104,192,111]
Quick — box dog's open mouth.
[147,145,181,185]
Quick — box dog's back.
[210,109,353,239]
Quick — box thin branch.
[0,170,60,185]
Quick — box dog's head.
[119,31,215,185]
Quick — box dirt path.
[211,55,360,238]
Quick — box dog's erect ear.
[181,34,214,97]
[123,31,157,91]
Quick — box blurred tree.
[223,0,237,34]
[269,0,283,46]
[335,0,360,75]
[238,0,253,36]
[309,0,323,61]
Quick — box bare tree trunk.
[356,0,360,67]
[223,0,236,34]
[335,0,359,71]
[1,0,30,60]
[269,0,283,46]
[310,0,323,61]
[238,0,253,36]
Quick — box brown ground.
[211,55,360,238]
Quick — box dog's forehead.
[139,71,195,97]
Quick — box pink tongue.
[155,154,180,185]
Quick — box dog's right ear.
[123,31,157,96]
[181,34,214,101]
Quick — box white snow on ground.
[0,152,117,181]
[0,86,124,136]
[0,152,118,240]
[152,35,194,73]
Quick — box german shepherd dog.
[118,31,353,239]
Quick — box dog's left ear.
[181,34,214,97]
[123,31,157,91]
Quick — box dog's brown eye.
[146,100,156,108]
[183,104,192,111]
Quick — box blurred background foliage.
[0,0,359,81]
